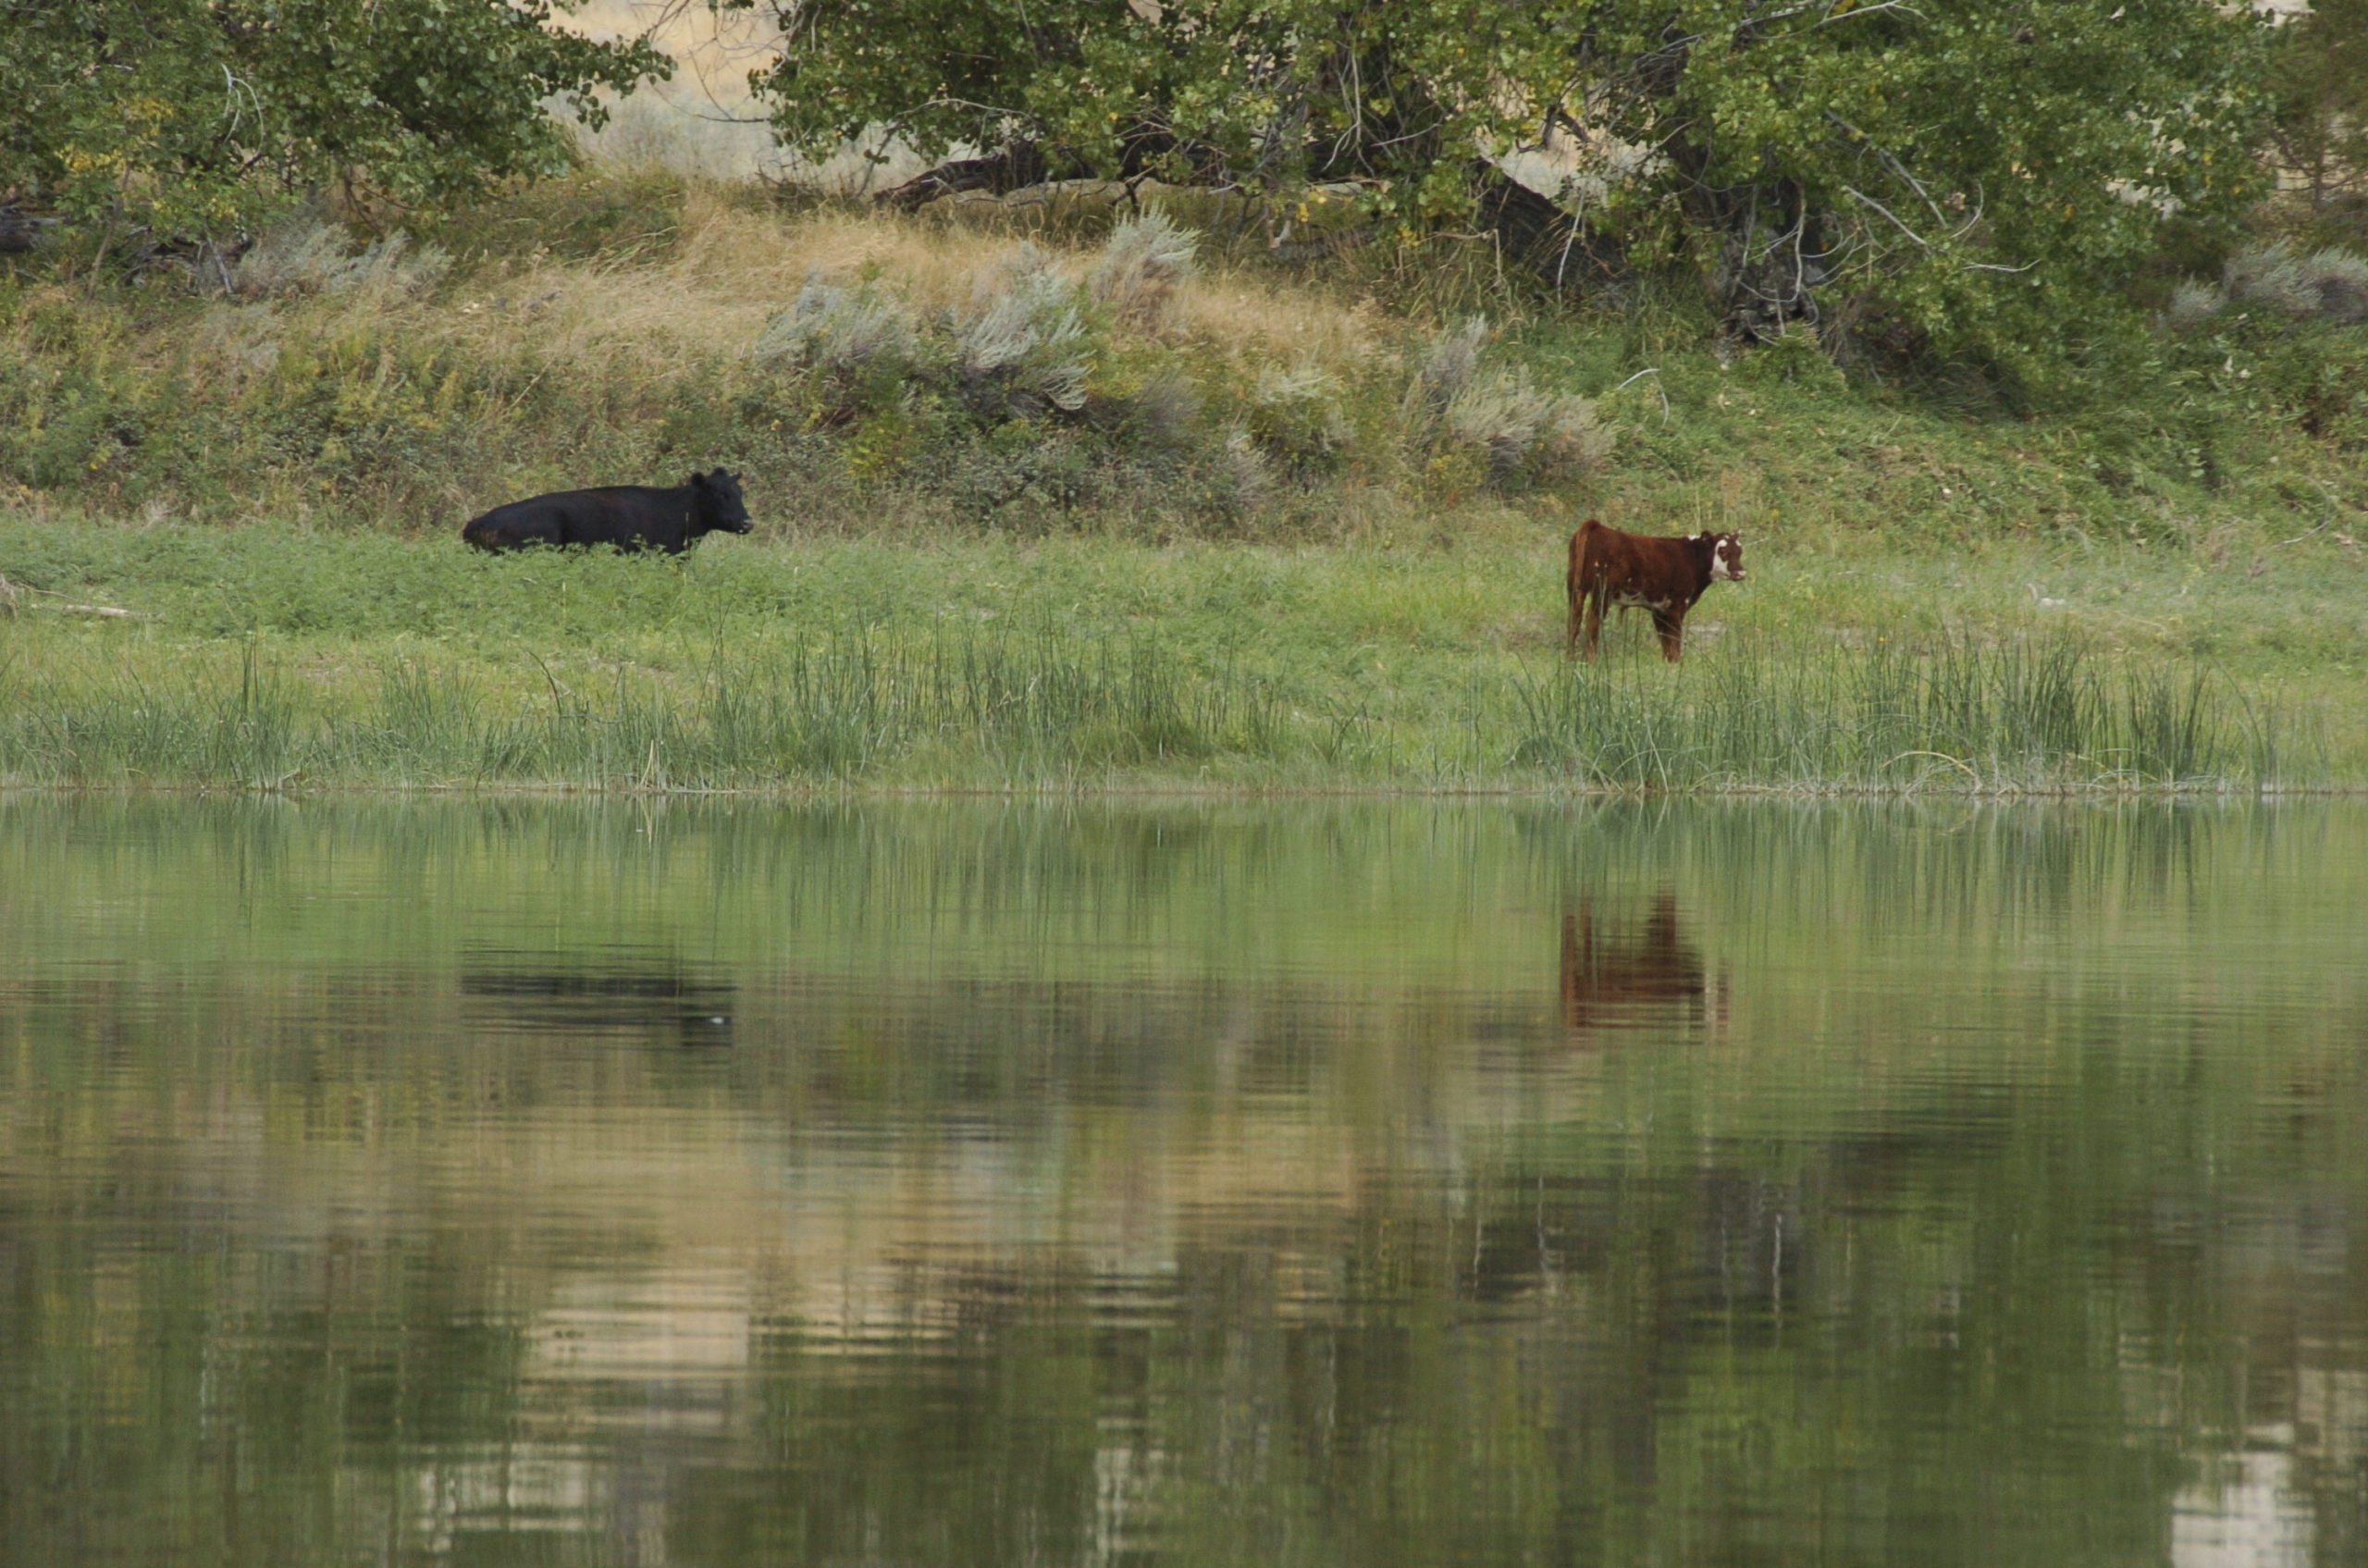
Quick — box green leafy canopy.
[739,0,2276,360]
[0,0,671,236]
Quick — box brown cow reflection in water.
[1560,892,1728,1035]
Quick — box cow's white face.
[1711,533,1745,582]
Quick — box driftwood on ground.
[42,602,148,618]
[0,574,148,620]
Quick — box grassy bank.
[3,167,2364,793]
[6,167,2366,549]
[3,519,2361,792]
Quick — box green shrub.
[1245,367,1350,478]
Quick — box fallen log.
[876,143,1053,212]
[0,207,60,254]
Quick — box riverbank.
[6,169,2364,793]
[4,516,2362,792]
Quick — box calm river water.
[1,799,2362,1567]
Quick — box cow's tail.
[1566,521,1593,653]
[1568,520,1604,655]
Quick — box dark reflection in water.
[0,798,2362,1568]
[462,957,736,1048]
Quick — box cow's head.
[690,468,754,536]
[1706,531,1745,582]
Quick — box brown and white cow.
[1565,518,1745,661]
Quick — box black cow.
[461,469,753,555]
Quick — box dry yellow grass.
[1166,273,1391,369]
[245,189,1395,389]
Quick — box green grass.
[4,516,2361,792]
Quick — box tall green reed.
[0,626,1292,789]
[1509,630,2307,792]
[0,624,2318,792]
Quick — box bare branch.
[1844,184,1931,248]
[1814,1,1926,28]
[1826,112,1950,231]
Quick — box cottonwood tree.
[0,0,668,243]
[743,0,2273,359]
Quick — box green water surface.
[1,799,2362,1567]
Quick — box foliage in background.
[2266,0,2368,223]
[0,0,666,243]
[1610,0,2271,359]
[743,0,2273,364]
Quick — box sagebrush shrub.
[233,219,451,301]
[752,275,926,424]
[1443,369,1612,486]
[1089,213,1200,327]
[2164,279,2227,330]
[1402,319,1610,488]
[956,243,1093,416]
[1403,317,1486,430]
[1216,429,1274,519]
[751,275,922,377]
[2225,243,2368,324]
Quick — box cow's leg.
[1651,608,1684,662]
[1566,572,1583,657]
[1583,584,1607,661]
